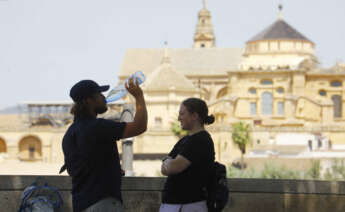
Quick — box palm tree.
[232,122,251,169]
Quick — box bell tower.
[193,0,215,48]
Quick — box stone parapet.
[0,176,344,212]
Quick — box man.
[62,78,147,212]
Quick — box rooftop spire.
[193,0,215,48]
[278,4,283,20]
[161,41,171,64]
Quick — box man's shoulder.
[64,123,77,136]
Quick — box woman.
[160,98,215,212]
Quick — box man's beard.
[94,105,108,114]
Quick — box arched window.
[18,136,42,161]
[261,92,273,115]
[217,87,228,99]
[331,81,342,87]
[332,95,342,118]
[260,79,273,85]
[0,138,6,153]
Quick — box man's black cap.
[70,80,109,102]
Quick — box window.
[276,87,284,94]
[277,102,284,116]
[201,44,205,48]
[249,88,256,94]
[250,102,257,115]
[0,138,6,153]
[29,146,35,160]
[319,90,327,96]
[154,117,162,126]
[331,81,342,87]
[217,87,228,99]
[261,80,273,85]
[332,95,342,118]
[254,44,259,51]
[216,114,225,123]
[261,92,273,115]
[19,136,42,161]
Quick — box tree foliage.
[227,159,345,181]
[170,121,188,139]
[306,160,321,180]
[231,122,251,169]
[232,122,251,154]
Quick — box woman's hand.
[161,155,191,176]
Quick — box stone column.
[292,72,306,96]
[120,104,134,176]
[321,100,333,125]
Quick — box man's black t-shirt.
[162,130,215,204]
[62,116,126,212]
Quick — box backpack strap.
[17,185,37,212]
[41,185,64,208]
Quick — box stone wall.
[0,176,345,212]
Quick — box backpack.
[18,178,63,212]
[207,161,229,212]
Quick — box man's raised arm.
[122,78,148,138]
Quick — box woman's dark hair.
[182,98,215,125]
[70,100,90,117]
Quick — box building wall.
[1,67,345,168]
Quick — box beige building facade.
[0,3,345,174]
[119,3,345,165]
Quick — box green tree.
[231,122,251,169]
[170,121,187,139]
[306,160,321,180]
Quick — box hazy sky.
[0,0,344,110]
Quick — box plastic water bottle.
[106,71,145,103]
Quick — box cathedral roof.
[248,19,313,43]
[144,62,197,91]
[119,48,244,77]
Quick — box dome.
[248,19,313,44]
